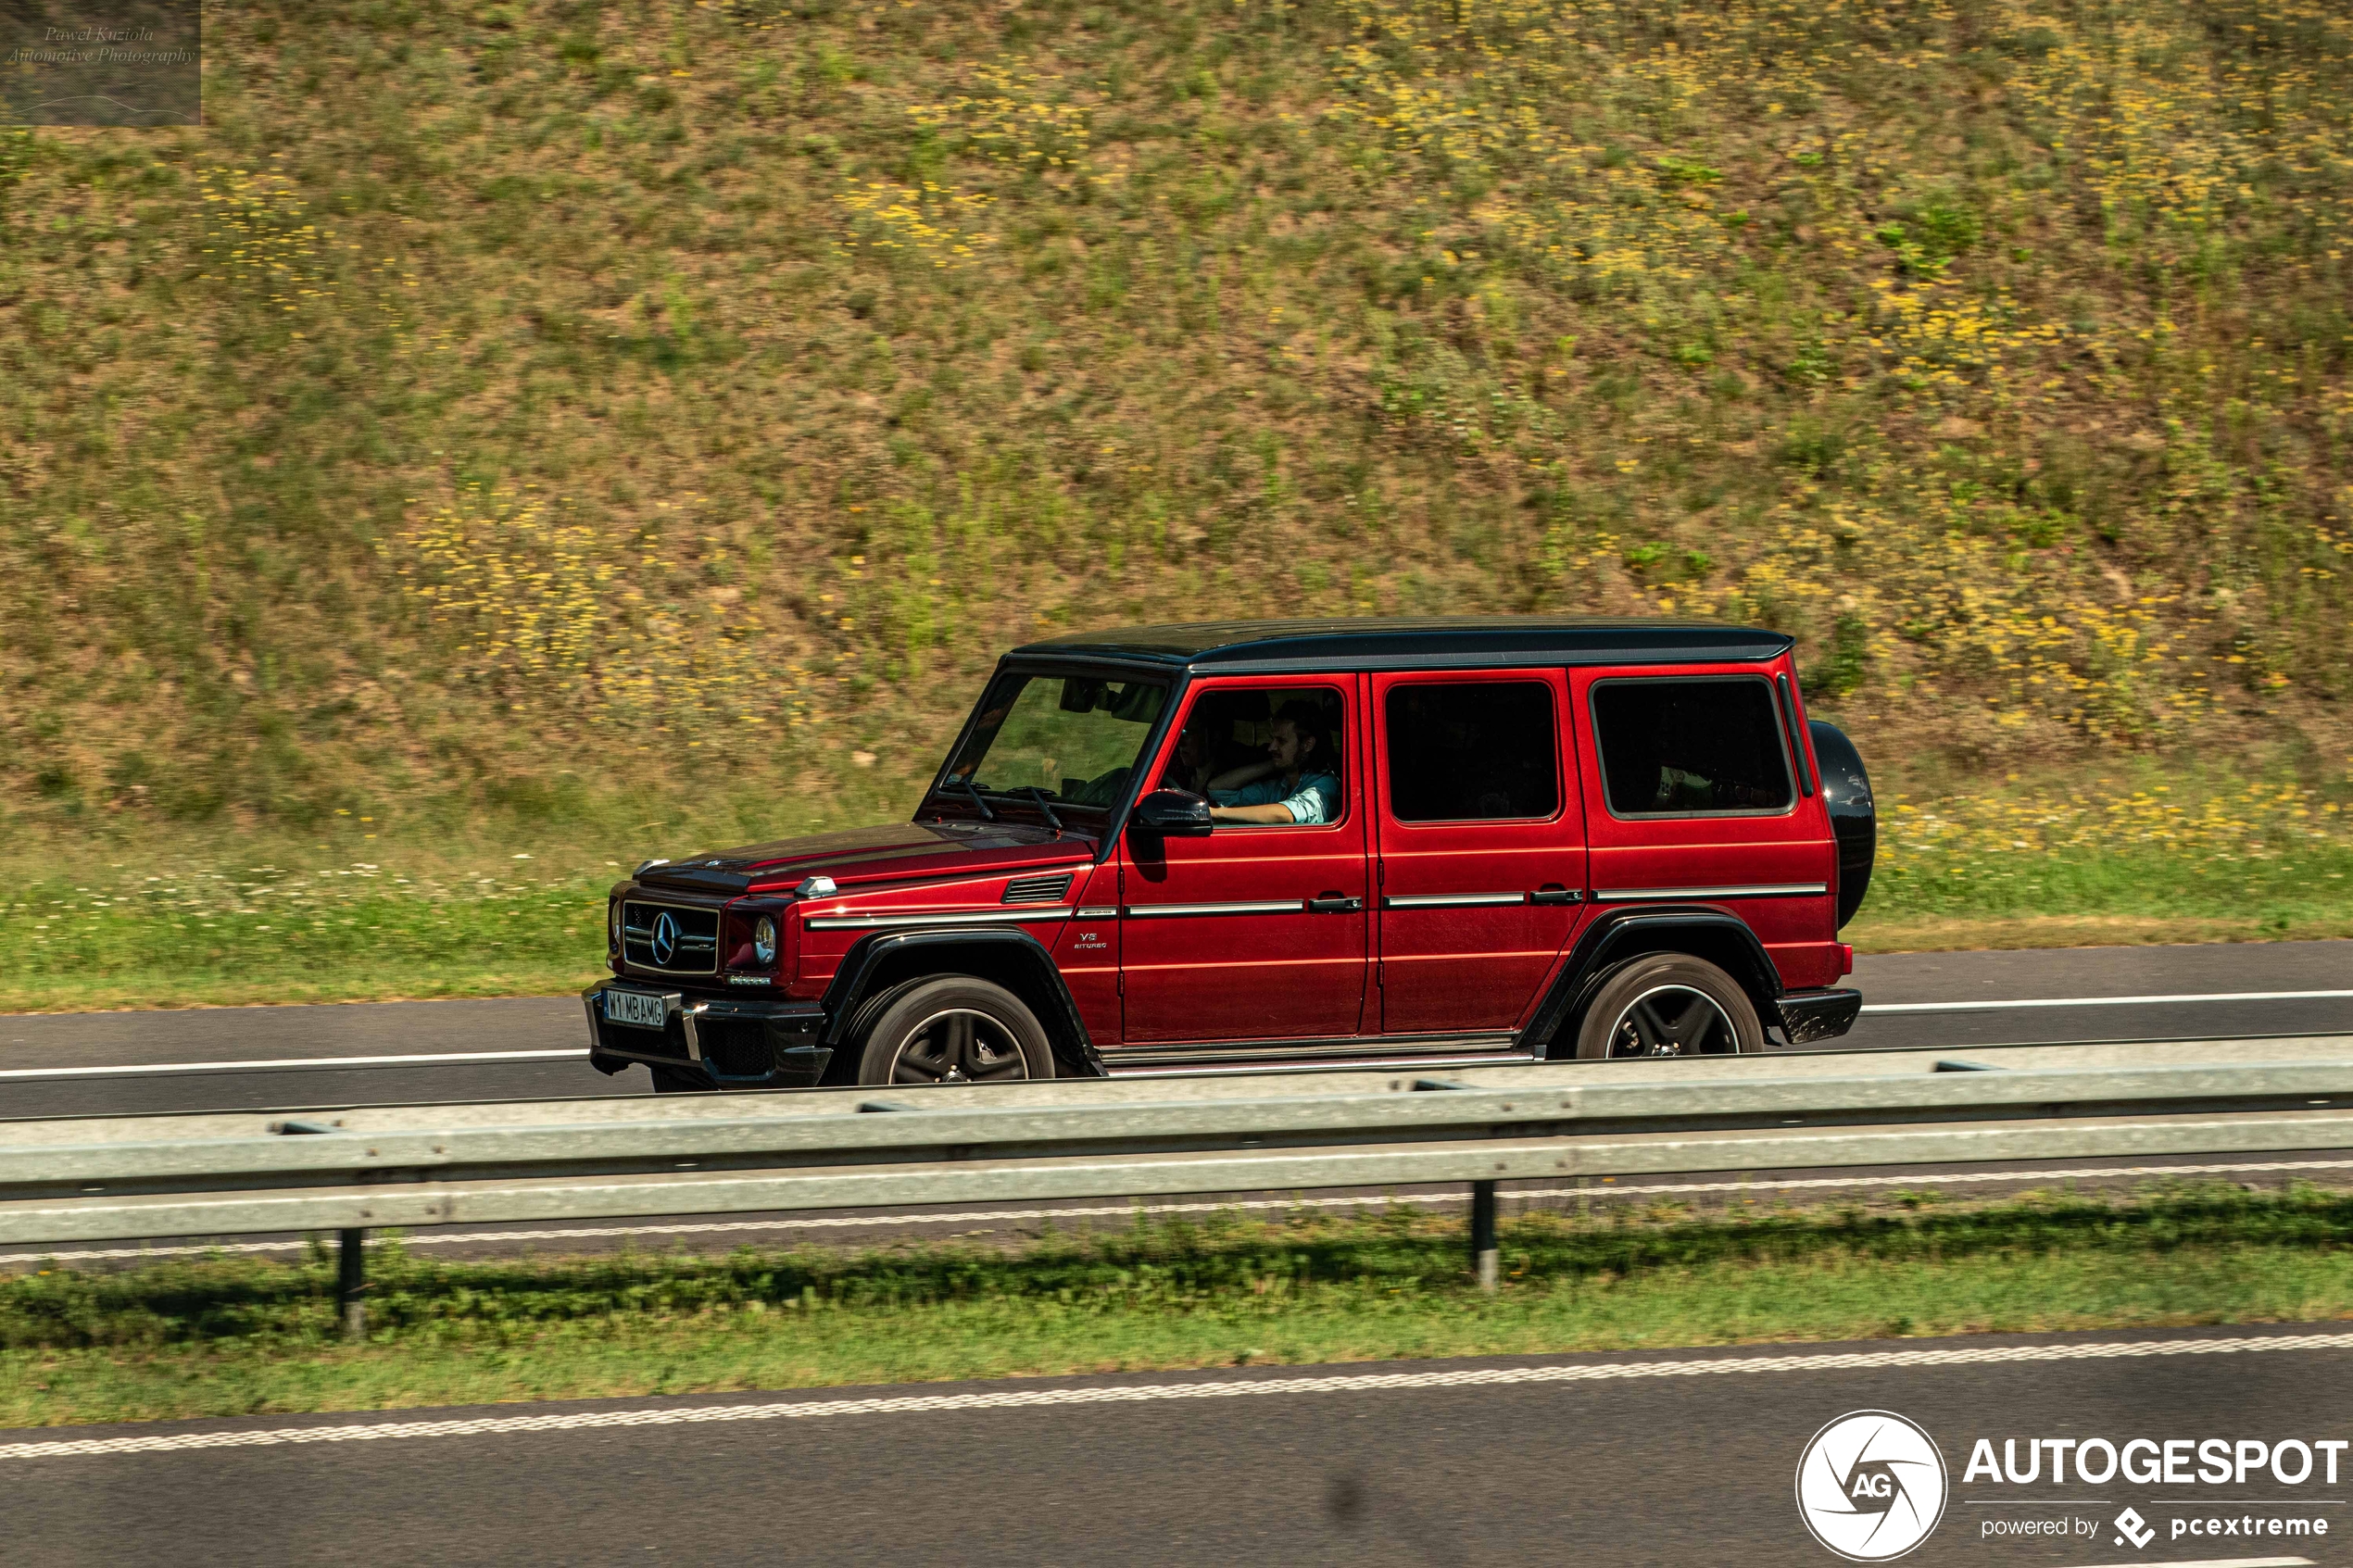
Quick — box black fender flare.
[1523,908,1786,1058]
[818,927,1105,1077]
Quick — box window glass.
[941,673,1168,810]
[1592,678,1793,815]
[1384,682,1559,822]
[1163,685,1346,827]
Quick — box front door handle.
[1529,885,1581,907]
[1306,894,1364,914]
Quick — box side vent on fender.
[1003,872,1076,905]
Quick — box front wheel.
[1572,953,1765,1060]
[855,975,1056,1087]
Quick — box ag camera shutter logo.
[1796,1410,1949,1561]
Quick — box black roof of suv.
[1015,616,1796,674]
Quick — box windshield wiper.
[1012,785,1063,831]
[940,776,994,821]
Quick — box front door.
[1117,675,1369,1044]
[1371,669,1588,1035]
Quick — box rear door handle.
[1306,894,1364,913]
[1529,885,1581,907]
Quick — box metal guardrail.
[7,1039,2353,1330]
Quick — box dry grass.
[2,0,2348,834]
[2,1,2350,993]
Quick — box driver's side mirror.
[1129,789,1214,838]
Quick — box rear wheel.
[1573,953,1764,1060]
[855,975,1055,1087]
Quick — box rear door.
[1370,669,1589,1035]
[1571,663,1841,989]
[1116,675,1370,1044]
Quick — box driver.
[1207,700,1340,825]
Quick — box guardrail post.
[1471,1181,1498,1292]
[338,1227,367,1341]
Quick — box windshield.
[938,672,1169,812]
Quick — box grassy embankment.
[3,0,2350,1008]
[6,1186,2353,1427]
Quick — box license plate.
[603,990,668,1031]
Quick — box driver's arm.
[1210,800,1296,824]
[1207,759,1277,792]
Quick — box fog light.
[753,915,777,966]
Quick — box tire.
[648,1064,710,1094]
[855,975,1055,1087]
[841,976,934,1057]
[1572,953,1765,1060]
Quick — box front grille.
[1003,872,1075,905]
[622,900,721,974]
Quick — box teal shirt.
[1212,771,1340,825]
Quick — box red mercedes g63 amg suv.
[585,617,1873,1090]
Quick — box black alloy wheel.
[1603,984,1739,1058]
[1572,952,1766,1059]
[855,975,1055,1086]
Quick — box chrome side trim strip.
[1380,892,1527,909]
[1074,907,1120,919]
[1107,1033,1523,1068]
[804,907,1074,931]
[1592,884,1829,902]
[1110,1051,1540,1079]
[1121,900,1305,918]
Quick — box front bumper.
[1776,987,1863,1046]
[584,980,830,1088]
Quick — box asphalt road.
[7,1323,2351,1565]
[2,938,2348,1121]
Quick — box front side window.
[1592,678,1793,816]
[940,672,1168,812]
[1384,681,1560,822]
[1161,685,1346,828]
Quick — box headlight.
[609,900,623,952]
[753,915,777,966]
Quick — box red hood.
[634,820,1097,896]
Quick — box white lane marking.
[15,985,2351,1080]
[1864,990,2353,1014]
[14,987,2352,1080]
[6,1332,2352,1461]
[2071,1561,2314,1568]
[8,1155,2350,1265]
[0,1049,589,1082]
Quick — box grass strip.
[7,1185,2353,1429]
[0,864,609,1015]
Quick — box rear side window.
[1385,682,1560,822]
[1592,678,1793,816]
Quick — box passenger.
[1163,722,1217,797]
[1207,699,1340,825]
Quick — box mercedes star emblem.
[650,910,679,966]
